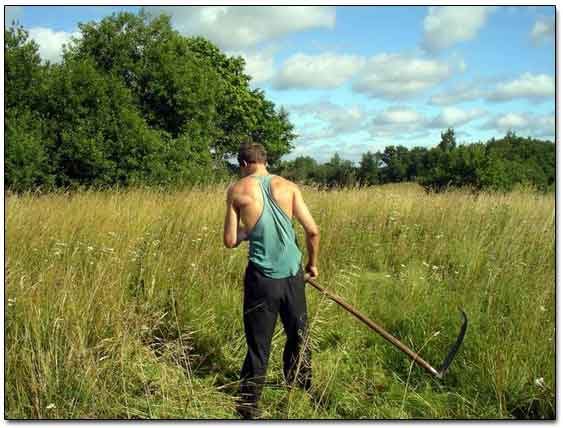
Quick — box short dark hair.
[238,141,267,165]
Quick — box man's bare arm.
[223,187,248,248]
[293,186,320,278]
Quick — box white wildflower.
[534,377,546,389]
[46,403,56,410]
[87,246,94,252]
[540,306,546,312]
[191,263,196,268]
[385,274,391,278]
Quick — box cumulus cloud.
[531,16,555,45]
[145,6,335,50]
[422,6,496,52]
[431,73,554,105]
[487,73,554,102]
[369,106,429,138]
[428,107,486,128]
[5,5,23,26]
[370,105,485,138]
[481,112,554,139]
[289,100,366,137]
[28,27,80,63]
[429,82,483,105]
[353,54,460,99]
[273,53,365,89]
[228,50,275,83]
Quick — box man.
[223,142,320,419]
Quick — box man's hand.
[305,263,319,280]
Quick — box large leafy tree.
[5,26,54,191]
[67,11,295,163]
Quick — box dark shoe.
[236,402,260,419]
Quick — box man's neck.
[245,164,269,177]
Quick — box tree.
[358,151,381,185]
[68,11,295,162]
[5,25,45,111]
[438,128,457,152]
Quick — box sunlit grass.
[5,183,555,419]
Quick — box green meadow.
[5,183,555,419]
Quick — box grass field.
[5,183,555,419]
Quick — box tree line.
[5,11,554,193]
[275,129,555,192]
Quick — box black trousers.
[239,262,312,409]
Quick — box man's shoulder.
[271,174,298,191]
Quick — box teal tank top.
[247,175,302,279]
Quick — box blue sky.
[5,5,555,163]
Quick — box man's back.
[230,174,296,234]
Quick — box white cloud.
[145,6,335,49]
[228,50,275,83]
[429,82,483,105]
[273,53,365,89]
[5,6,23,26]
[431,73,555,105]
[369,106,429,138]
[487,73,554,102]
[422,6,496,52]
[481,112,554,138]
[289,100,365,137]
[531,16,555,45]
[373,107,426,126]
[28,27,80,63]
[370,105,485,138]
[353,54,459,99]
[428,107,486,128]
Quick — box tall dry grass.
[5,183,555,419]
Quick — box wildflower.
[385,274,391,278]
[422,261,429,267]
[46,403,56,410]
[534,377,546,389]
[87,246,94,252]
[7,298,16,307]
[400,264,406,268]
[432,265,439,270]
[540,306,546,312]
[191,263,196,268]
